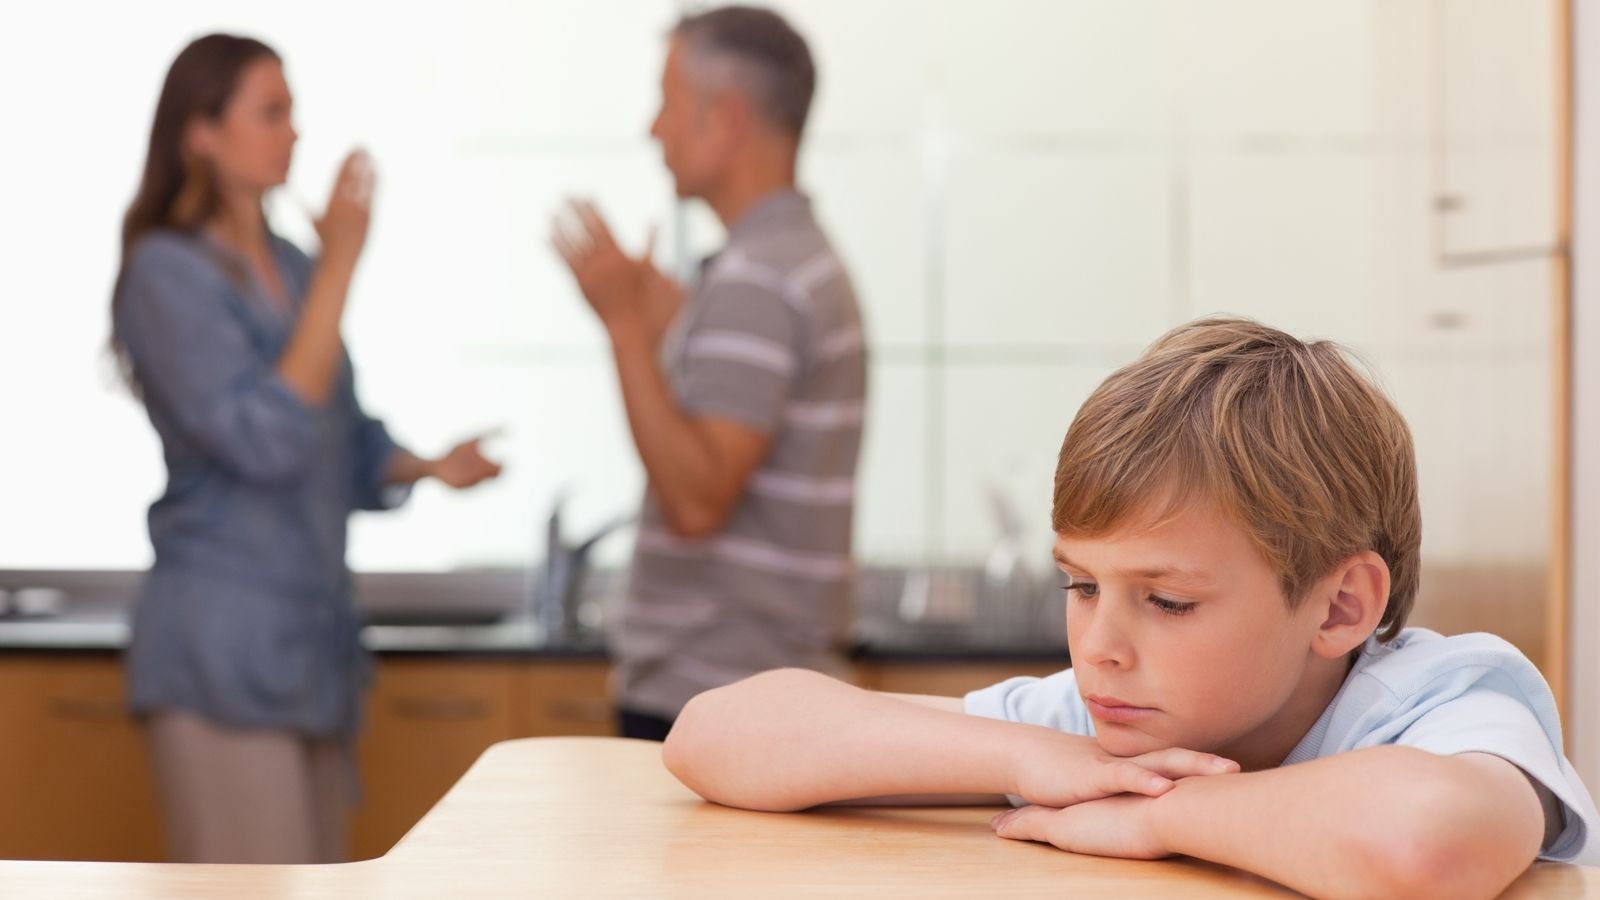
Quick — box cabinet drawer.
[350,660,518,860]
[517,661,613,737]
[0,655,163,862]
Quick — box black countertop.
[0,615,1070,663]
[0,569,1071,664]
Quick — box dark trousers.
[618,707,676,742]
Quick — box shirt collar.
[726,188,811,245]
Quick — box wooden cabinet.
[348,658,613,860]
[0,656,163,862]
[0,653,1064,863]
[348,659,522,861]
[516,660,612,737]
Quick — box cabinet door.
[855,660,1065,697]
[516,661,613,737]
[0,655,164,861]
[349,660,518,860]
[1435,0,1561,259]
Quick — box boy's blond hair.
[1052,318,1421,641]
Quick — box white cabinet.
[1434,0,1562,257]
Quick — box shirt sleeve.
[344,358,408,512]
[963,667,1089,735]
[116,235,316,486]
[1393,675,1600,864]
[964,667,1087,808]
[677,271,799,434]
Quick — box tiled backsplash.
[0,1,1561,578]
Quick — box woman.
[110,34,500,864]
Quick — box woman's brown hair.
[110,33,279,392]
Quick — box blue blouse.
[115,229,405,737]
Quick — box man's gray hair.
[673,6,816,138]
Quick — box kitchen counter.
[0,570,1071,663]
[0,615,1068,662]
[0,737,1587,898]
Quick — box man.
[552,6,867,740]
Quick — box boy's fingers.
[1100,760,1174,798]
[1126,748,1240,779]
[991,806,1061,845]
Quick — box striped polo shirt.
[611,189,867,718]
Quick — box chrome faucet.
[534,495,633,639]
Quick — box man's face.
[1057,499,1331,766]
[650,40,728,199]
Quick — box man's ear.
[1309,551,1391,659]
[708,89,753,152]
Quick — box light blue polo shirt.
[965,627,1599,864]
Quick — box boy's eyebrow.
[1054,552,1214,585]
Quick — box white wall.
[0,1,1564,580]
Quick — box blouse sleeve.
[116,234,316,485]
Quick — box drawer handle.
[543,698,611,723]
[48,698,126,722]
[390,697,489,721]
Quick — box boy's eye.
[1062,578,1098,600]
[1149,595,1198,616]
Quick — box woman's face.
[191,57,297,194]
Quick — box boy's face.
[1056,500,1332,767]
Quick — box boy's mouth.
[1084,694,1158,724]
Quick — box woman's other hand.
[429,436,503,490]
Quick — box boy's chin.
[1094,726,1176,758]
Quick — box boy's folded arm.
[825,793,1010,807]
[1149,745,1546,899]
[879,692,965,713]
[662,668,1214,812]
[663,668,1037,811]
[826,689,1006,808]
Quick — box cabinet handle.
[543,698,611,723]
[47,697,126,723]
[389,696,490,721]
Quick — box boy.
[663,318,1599,898]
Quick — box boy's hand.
[990,795,1168,859]
[1011,738,1239,807]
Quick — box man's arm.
[608,320,769,537]
[663,668,1237,813]
[995,745,1546,900]
[551,201,767,537]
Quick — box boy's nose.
[1072,604,1134,670]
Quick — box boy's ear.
[1310,551,1391,659]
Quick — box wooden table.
[0,737,1593,897]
